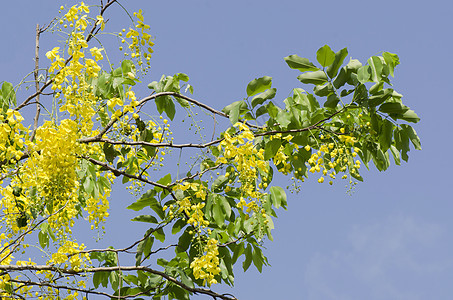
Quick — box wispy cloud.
[304,215,453,300]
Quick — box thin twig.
[0,206,66,263]
[254,107,346,137]
[16,1,118,111]
[72,223,168,257]
[30,24,42,142]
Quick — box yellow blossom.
[96,15,105,31]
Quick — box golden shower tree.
[0,1,421,299]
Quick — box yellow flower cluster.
[236,196,259,213]
[170,182,208,228]
[216,122,268,214]
[303,134,361,185]
[189,238,221,286]
[0,271,33,298]
[48,240,89,269]
[0,119,79,235]
[119,9,154,68]
[32,120,80,219]
[0,232,14,265]
[270,133,294,174]
[0,109,29,165]
[85,191,110,229]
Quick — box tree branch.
[78,137,224,149]
[81,156,171,191]
[1,265,238,300]
[10,278,148,299]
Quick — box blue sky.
[1,0,453,299]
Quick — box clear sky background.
[1,0,453,299]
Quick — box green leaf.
[142,235,155,258]
[229,102,242,125]
[357,66,371,83]
[38,230,49,248]
[379,119,394,152]
[112,76,125,89]
[401,125,421,150]
[352,84,368,103]
[121,60,134,75]
[212,199,225,227]
[242,245,253,272]
[2,281,12,294]
[269,186,287,209]
[284,55,319,72]
[256,105,269,118]
[154,94,176,120]
[379,102,409,114]
[324,94,340,108]
[135,241,144,266]
[131,215,158,224]
[389,145,401,166]
[332,67,349,89]
[351,170,363,182]
[222,100,247,125]
[175,72,189,82]
[128,190,165,219]
[127,196,151,211]
[83,176,94,195]
[382,52,400,77]
[316,45,336,68]
[397,110,420,123]
[178,231,192,252]
[152,227,166,243]
[165,98,176,121]
[368,89,393,107]
[297,70,328,85]
[346,58,362,72]
[275,111,291,128]
[264,139,282,161]
[110,271,120,291]
[174,97,190,108]
[172,219,186,235]
[265,101,280,118]
[394,127,410,162]
[176,269,194,289]
[283,96,302,127]
[212,175,228,192]
[157,173,172,186]
[326,48,348,78]
[251,88,276,108]
[313,82,334,97]
[93,271,109,289]
[252,246,264,273]
[168,283,190,300]
[368,56,384,82]
[246,76,272,97]
[232,243,245,264]
[103,143,118,163]
[2,81,16,106]
[218,246,233,277]
[369,82,384,95]
[219,195,232,219]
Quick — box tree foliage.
[0,1,421,299]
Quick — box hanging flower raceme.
[189,238,221,286]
